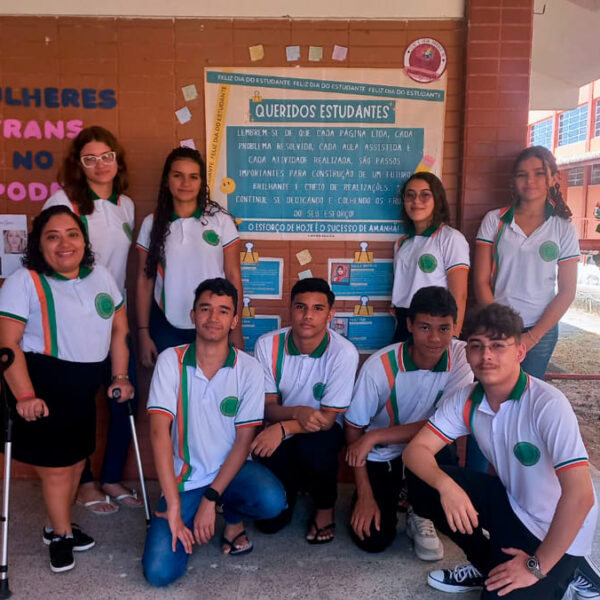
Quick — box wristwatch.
[526,555,545,580]
[204,486,221,504]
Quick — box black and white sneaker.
[43,524,95,552]
[428,563,485,593]
[49,535,75,573]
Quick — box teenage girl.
[391,172,470,342]
[43,126,140,513]
[136,147,243,367]
[474,145,579,379]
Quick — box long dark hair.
[23,205,94,275]
[400,172,450,230]
[512,146,572,220]
[57,126,128,216]
[144,148,230,279]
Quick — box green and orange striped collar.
[48,265,93,280]
[88,186,119,205]
[501,199,556,226]
[469,367,529,405]
[285,330,330,358]
[400,339,450,372]
[181,341,238,370]
[170,206,203,221]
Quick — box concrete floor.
[2,472,599,600]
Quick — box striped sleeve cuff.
[235,418,263,429]
[265,392,282,404]
[475,238,493,246]
[115,300,125,312]
[0,311,27,324]
[222,237,240,249]
[446,263,470,274]
[343,417,365,429]
[148,407,175,419]
[557,255,579,263]
[321,404,349,413]
[136,242,149,252]
[425,421,455,444]
[554,458,589,473]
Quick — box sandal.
[102,484,144,508]
[306,518,336,545]
[76,494,119,516]
[221,530,253,556]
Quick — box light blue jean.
[521,324,559,380]
[466,324,560,473]
[142,461,286,587]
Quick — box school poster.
[205,68,447,240]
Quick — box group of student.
[0,125,596,600]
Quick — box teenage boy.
[344,287,473,558]
[251,278,359,544]
[403,303,597,598]
[142,278,286,587]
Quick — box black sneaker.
[49,535,75,573]
[428,563,484,593]
[43,524,95,551]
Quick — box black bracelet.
[279,422,286,441]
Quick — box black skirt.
[5,352,106,468]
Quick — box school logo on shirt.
[513,441,540,466]
[313,382,326,400]
[94,293,115,319]
[220,396,240,417]
[122,222,132,241]
[418,253,438,273]
[203,230,220,246]
[539,241,559,262]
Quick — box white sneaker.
[567,570,600,599]
[406,508,444,561]
[428,563,484,593]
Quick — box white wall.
[0,0,464,18]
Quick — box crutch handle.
[0,349,14,376]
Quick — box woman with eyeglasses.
[43,126,142,515]
[136,147,243,368]
[391,172,470,342]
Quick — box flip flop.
[110,489,143,509]
[306,519,336,545]
[76,494,119,515]
[221,530,254,556]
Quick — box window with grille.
[568,167,584,186]
[591,164,600,185]
[558,105,589,146]
[594,101,600,138]
[529,118,553,149]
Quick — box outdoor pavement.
[1,469,599,600]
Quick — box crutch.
[0,347,16,599]
[111,389,151,524]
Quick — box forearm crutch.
[112,389,150,524]
[0,347,16,599]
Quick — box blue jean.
[142,461,286,587]
[521,323,559,380]
[150,301,195,354]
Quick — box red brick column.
[460,0,534,240]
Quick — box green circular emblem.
[539,241,559,262]
[122,222,132,241]
[313,382,326,400]
[95,293,115,319]
[418,253,438,273]
[203,230,220,246]
[513,442,540,466]
[220,396,239,417]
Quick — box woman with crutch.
[0,205,134,573]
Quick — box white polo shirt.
[345,338,473,462]
[0,266,123,363]
[427,371,597,556]
[136,207,239,329]
[254,327,359,418]
[392,223,470,308]
[476,204,580,327]
[147,342,264,492]
[43,189,135,294]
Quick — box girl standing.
[391,172,470,342]
[136,147,243,367]
[43,126,140,513]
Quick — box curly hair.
[144,147,231,279]
[464,303,524,343]
[400,172,451,231]
[23,205,94,275]
[512,146,572,220]
[57,126,128,216]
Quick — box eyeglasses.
[80,151,116,169]
[466,341,516,354]
[404,190,433,202]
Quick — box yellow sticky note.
[296,249,312,266]
[249,45,265,62]
[309,46,323,62]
